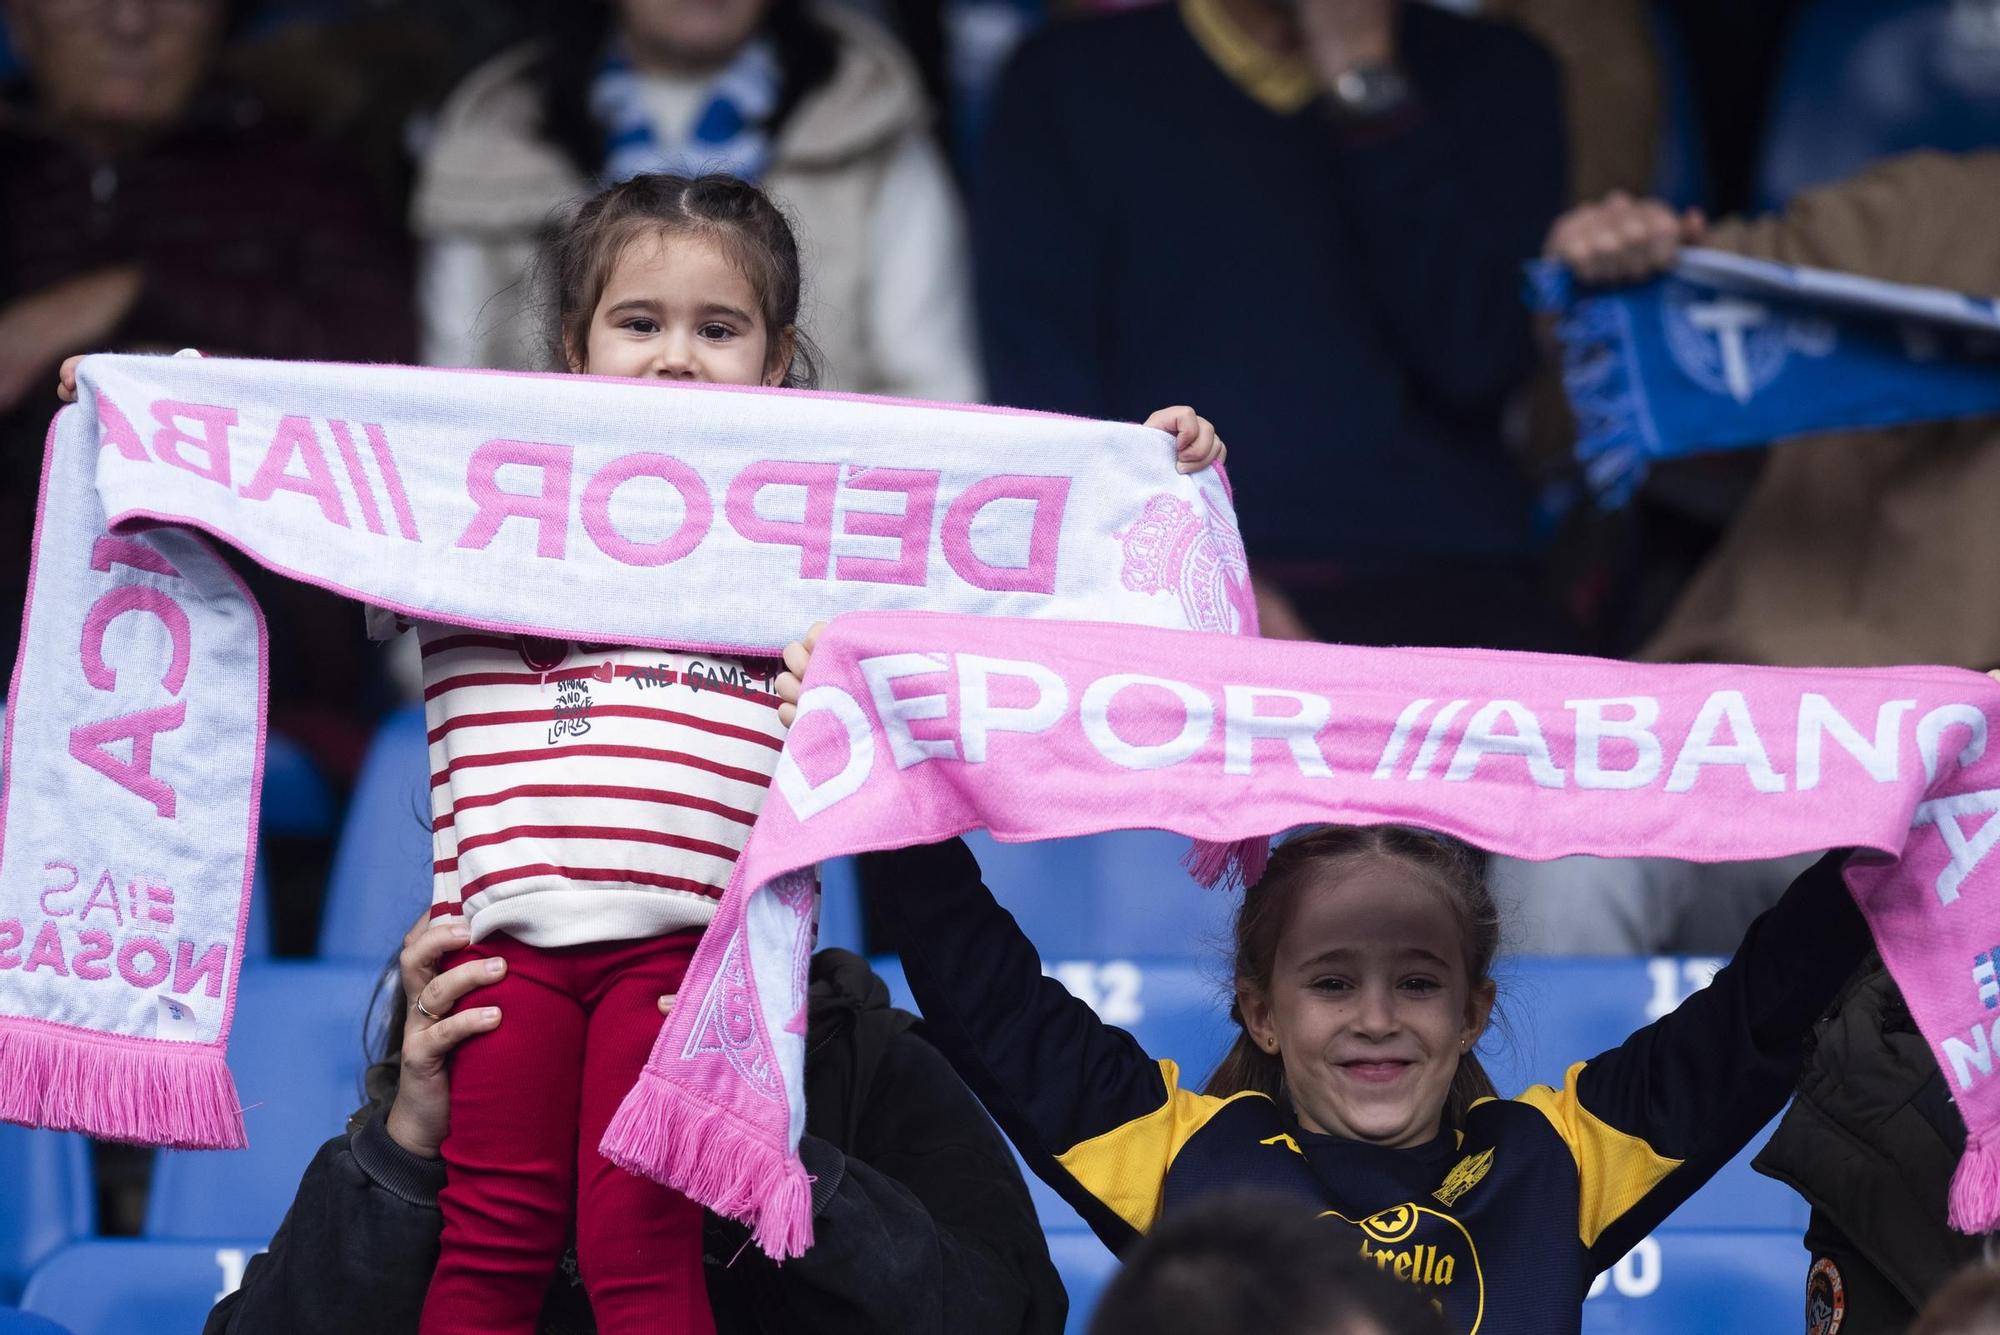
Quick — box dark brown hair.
[1090,1191,1450,1335]
[1913,1262,2000,1335]
[1204,825,1501,1130]
[547,172,822,388]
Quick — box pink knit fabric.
[605,612,2000,1254]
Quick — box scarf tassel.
[1950,1131,2000,1235]
[1185,836,1271,892]
[1522,260,1656,507]
[602,1067,814,1260]
[0,1021,246,1149]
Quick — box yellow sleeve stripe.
[1515,1061,1684,1248]
[1053,1059,1263,1234]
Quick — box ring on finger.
[414,995,445,1022]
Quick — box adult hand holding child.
[383,915,504,1160]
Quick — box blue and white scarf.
[1528,248,2000,505]
[591,38,780,185]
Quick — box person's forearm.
[1568,851,1870,1191]
[864,839,1153,1146]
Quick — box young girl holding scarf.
[63,172,1223,1332]
[838,827,1866,1334]
[755,628,1871,1335]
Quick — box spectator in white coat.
[411,0,981,402]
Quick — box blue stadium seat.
[143,961,385,1239]
[0,1310,73,1335]
[242,731,336,962]
[1758,0,2000,210]
[245,856,273,963]
[20,1240,264,1335]
[318,706,430,962]
[1046,1230,1117,1335]
[1583,1229,1800,1331]
[964,829,1234,959]
[807,831,1232,959]
[0,1129,93,1305]
[260,732,335,838]
[869,955,1235,1093]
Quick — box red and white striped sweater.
[398,621,786,947]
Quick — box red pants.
[419,931,713,1335]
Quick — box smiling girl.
[815,803,1869,1333]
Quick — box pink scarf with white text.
[606,611,2000,1256]
[0,354,1248,1151]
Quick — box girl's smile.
[1243,864,1494,1149]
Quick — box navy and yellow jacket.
[865,839,1870,1335]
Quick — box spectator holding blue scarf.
[1545,151,2000,673]
[1502,153,2000,958]
[1530,155,2000,1330]
[413,0,980,402]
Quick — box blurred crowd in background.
[6,4,2000,1328]
[6,0,2000,935]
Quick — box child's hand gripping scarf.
[0,354,1251,1153]
[1527,247,2000,505]
[612,611,2000,1256]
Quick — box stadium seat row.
[1,1225,1807,1335]
[0,944,1807,1334]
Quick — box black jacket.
[204,949,1066,1334]
[1753,959,1979,1332]
[864,840,1869,1335]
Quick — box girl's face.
[1240,864,1494,1149]
[573,232,791,388]
[617,0,773,72]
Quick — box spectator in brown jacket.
[1549,150,2000,672]
[1493,152,2000,957]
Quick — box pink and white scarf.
[608,612,2000,1254]
[0,354,1248,1150]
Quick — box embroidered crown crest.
[1432,1147,1495,1207]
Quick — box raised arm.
[861,838,1242,1249]
[1513,850,1871,1272]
